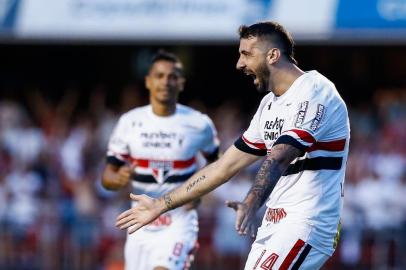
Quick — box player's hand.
[226,200,258,238]
[116,165,134,188]
[116,193,164,234]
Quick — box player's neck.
[270,64,304,97]
[150,100,177,116]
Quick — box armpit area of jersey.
[234,137,267,156]
[106,156,126,167]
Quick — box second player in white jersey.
[108,104,219,199]
[103,51,219,270]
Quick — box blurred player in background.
[102,50,220,270]
[116,21,350,270]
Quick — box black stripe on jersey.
[133,172,195,184]
[106,156,126,167]
[234,137,267,156]
[291,244,312,270]
[283,157,343,176]
[273,135,307,153]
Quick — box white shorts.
[245,219,330,270]
[124,209,198,270]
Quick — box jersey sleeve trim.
[106,156,126,167]
[202,146,220,161]
[234,137,267,156]
[242,135,266,149]
[273,135,307,153]
[280,129,316,149]
[289,129,316,143]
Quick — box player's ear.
[266,48,281,65]
[145,75,152,92]
[179,77,186,92]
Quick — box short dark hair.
[149,50,184,73]
[239,21,297,65]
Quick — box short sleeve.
[274,86,348,153]
[200,115,220,156]
[106,115,131,164]
[234,97,268,156]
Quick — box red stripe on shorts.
[279,239,306,270]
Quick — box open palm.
[116,193,163,234]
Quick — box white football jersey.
[107,104,219,205]
[235,70,350,255]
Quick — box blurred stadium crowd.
[0,84,406,270]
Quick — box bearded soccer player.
[116,22,350,269]
[102,50,220,270]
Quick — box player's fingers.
[116,214,134,228]
[129,163,137,171]
[129,193,141,201]
[128,223,142,234]
[250,224,257,238]
[235,209,247,232]
[225,200,240,211]
[121,170,131,178]
[119,218,140,230]
[116,219,130,228]
[116,209,133,224]
[120,165,131,173]
[238,215,249,235]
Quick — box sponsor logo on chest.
[139,131,184,148]
[263,117,285,141]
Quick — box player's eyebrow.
[240,50,252,56]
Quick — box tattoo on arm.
[250,158,276,207]
[246,144,301,208]
[162,175,207,211]
[163,194,173,210]
[186,175,207,192]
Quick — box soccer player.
[102,50,220,270]
[116,21,350,270]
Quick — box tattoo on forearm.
[186,175,206,192]
[250,158,278,207]
[247,144,301,208]
[163,194,173,210]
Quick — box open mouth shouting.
[244,70,259,87]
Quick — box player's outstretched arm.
[227,143,301,237]
[115,145,261,234]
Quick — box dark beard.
[255,65,270,93]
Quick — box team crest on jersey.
[295,101,309,127]
[310,104,326,131]
[150,161,172,182]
